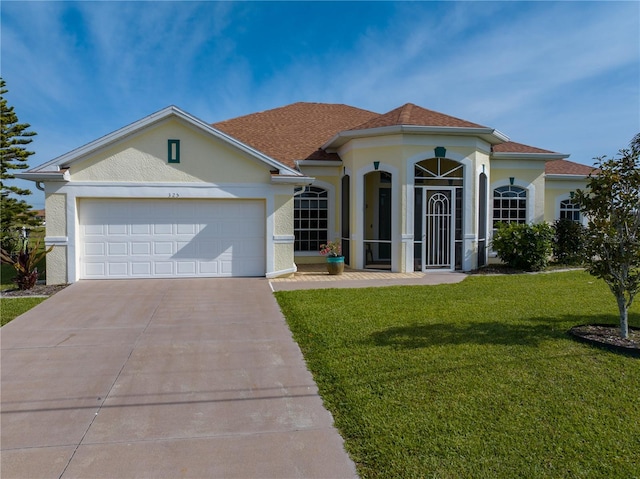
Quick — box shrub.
[0,235,52,290]
[492,222,554,271]
[553,219,586,265]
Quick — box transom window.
[415,158,463,187]
[294,186,328,252]
[559,199,581,222]
[493,185,527,228]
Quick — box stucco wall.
[45,193,66,237]
[274,194,294,236]
[544,177,588,222]
[273,243,295,274]
[46,246,67,285]
[491,160,547,223]
[44,193,67,285]
[71,118,270,184]
[272,194,296,274]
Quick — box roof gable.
[25,106,302,178]
[351,103,487,130]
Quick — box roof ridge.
[398,103,414,124]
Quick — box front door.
[422,188,455,270]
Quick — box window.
[168,139,180,163]
[559,199,581,222]
[294,186,328,252]
[493,185,527,228]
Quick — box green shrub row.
[491,219,585,271]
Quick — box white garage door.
[79,198,265,278]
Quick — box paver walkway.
[270,264,467,291]
[1,279,357,478]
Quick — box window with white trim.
[493,185,527,228]
[559,199,581,222]
[294,186,328,252]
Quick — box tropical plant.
[0,234,52,290]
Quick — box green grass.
[1,262,15,289]
[1,296,46,326]
[275,271,640,479]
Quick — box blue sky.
[2,1,639,209]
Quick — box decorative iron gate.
[425,190,453,268]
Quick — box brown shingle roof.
[212,102,569,170]
[213,102,378,167]
[545,159,595,176]
[492,141,557,154]
[351,103,487,130]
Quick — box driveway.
[1,279,357,479]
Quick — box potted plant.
[320,239,344,275]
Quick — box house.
[17,102,593,284]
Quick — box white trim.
[324,125,509,150]
[48,182,284,200]
[271,175,315,185]
[492,152,569,160]
[273,235,295,244]
[545,173,590,180]
[44,236,68,246]
[266,266,297,279]
[15,170,70,181]
[296,160,343,167]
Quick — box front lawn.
[275,271,640,478]
[1,297,46,326]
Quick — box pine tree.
[1,78,39,252]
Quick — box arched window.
[493,185,527,228]
[294,186,328,252]
[559,199,581,222]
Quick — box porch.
[269,264,466,291]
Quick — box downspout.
[35,182,45,191]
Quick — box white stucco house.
[17,102,593,284]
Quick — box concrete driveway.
[1,279,357,479]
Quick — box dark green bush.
[492,222,554,271]
[553,219,586,265]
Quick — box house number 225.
[168,193,180,198]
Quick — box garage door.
[79,199,265,278]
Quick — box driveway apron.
[1,279,357,479]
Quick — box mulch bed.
[569,324,640,358]
[1,283,69,297]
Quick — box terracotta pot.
[326,256,345,275]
